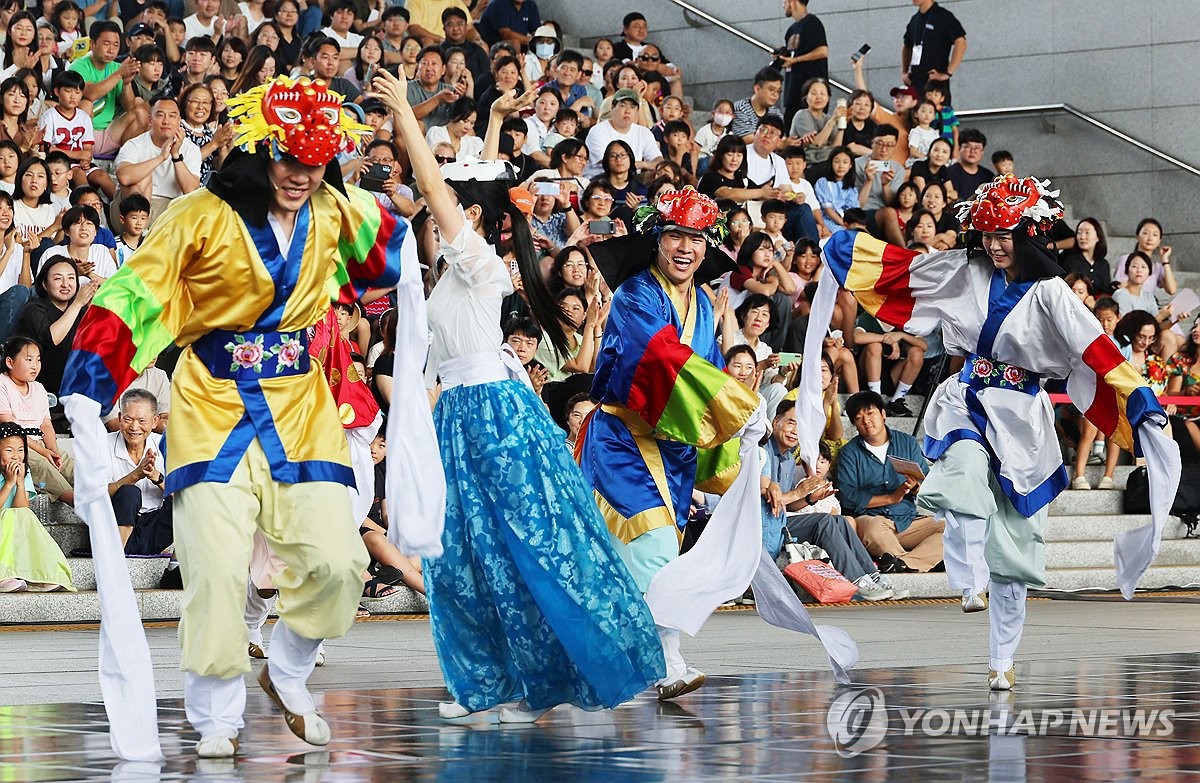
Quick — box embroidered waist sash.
[960,354,1041,396]
[193,328,311,381]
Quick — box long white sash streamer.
[386,227,446,558]
[346,412,382,526]
[796,269,839,470]
[1115,423,1181,599]
[63,394,163,762]
[644,404,858,684]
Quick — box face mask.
[534,42,555,60]
[712,112,732,127]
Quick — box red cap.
[655,187,720,234]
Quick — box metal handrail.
[660,0,1200,178]
[956,103,1200,178]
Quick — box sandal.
[371,564,406,586]
[361,578,399,600]
[355,604,371,619]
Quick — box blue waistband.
[960,354,1040,396]
[193,328,311,381]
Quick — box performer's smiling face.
[268,157,325,213]
[655,229,707,289]
[982,231,1015,274]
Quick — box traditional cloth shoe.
[962,590,987,613]
[438,702,474,720]
[657,667,706,701]
[315,650,325,667]
[498,700,553,723]
[248,642,266,659]
[989,666,1016,691]
[257,665,331,746]
[196,733,239,758]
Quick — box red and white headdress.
[956,174,1064,236]
[226,76,372,166]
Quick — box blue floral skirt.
[427,378,665,712]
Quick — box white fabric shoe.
[498,700,553,723]
[989,665,1016,691]
[1097,476,1115,490]
[1071,475,1091,490]
[196,733,238,758]
[962,589,987,613]
[438,701,473,720]
[657,667,706,701]
[853,574,894,601]
[257,666,330,746]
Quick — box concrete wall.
[543,0,1200,258]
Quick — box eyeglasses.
[961,143,984,151]
[581,69,592,76]
[589,195,614,202]
[607,152,629,160]
[435,155,455,164]
[572,151,588,160]
[637,54,661,62]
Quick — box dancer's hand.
[488,87,537,119]
[367,67,410,114]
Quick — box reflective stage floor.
[4,652,1200,782]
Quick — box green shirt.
[69,56,121,131]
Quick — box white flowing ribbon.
[63,394,163,762]
[346,412,382,526]
[796,267,839,471]
[1115,422,1181,599]
[644,402,858,683]
[386,226,446,558]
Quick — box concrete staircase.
[1,393,1196,622]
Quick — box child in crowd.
[130,44,168,105]
[0,420,73,592]
[0,142,18,194]
[44,151,72,211]
[695,98,734,176]
[779,148,824,241]
[651,94,685,144]
[115,194,150,267]
[0,337,73,506]
[51,0,83,57]
[39,71,93,163]
[907,98,939,162]
[991,149,1014,176]
[924,79,958,152]
[815,146,859,232]
[660,119,697,183]
[541,107,578,153]
[759,199,795,268]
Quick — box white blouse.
[423,217,514,388]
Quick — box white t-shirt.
[864,439,890,463]
[745,147,789,188]
[583,120,660,178]
[0,243,24,292]
[40,244,117,286]
[522,116,549,155]
[183,14,217,40]
[105,430,164,512]
[114,132,202,199]
[321,26,364,52]
[13,201,58,246]
[38,105,95,152]
[237,2,268,32]
[425,124,484,160]
[908,126,939,157]
[784,177,820,213]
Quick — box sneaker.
[872,573,911,599]
[853,575,894,601]
[962,589,987,613]
[989,666,1016,691]
[885,398,913,417]
[737,589,756,606]
[1071,475,1091,491]
[1097,476,1115,490]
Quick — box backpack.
[1123,466,1200,537]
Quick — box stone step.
[1043,514,1195,543]
[874,564,1200,599]
[1044,539,1200,570]
[43,521,88,556]
[64,557,170,591]
[0,586,429,625]
[1049,490,1124,516]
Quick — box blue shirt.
[760,438,797,557]
[835,428,928,531]
[478,0,541,45]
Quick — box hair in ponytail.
[447,178,571,357]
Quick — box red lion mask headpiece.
[226,76,372,166]
[956,174,1064,236]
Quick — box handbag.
[775,526,829,570]
[782,560,859,604]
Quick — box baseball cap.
[509,186,535,217]
[612,88,640,106]
[889,85,919,100]
[126,22,154,38]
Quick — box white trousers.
[657,625,687,683]
[243,578,276,646]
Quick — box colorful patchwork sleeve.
[821,229,972,337]
[595,278,759,450]
[331,185,412,305]
[60,198,202,411]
